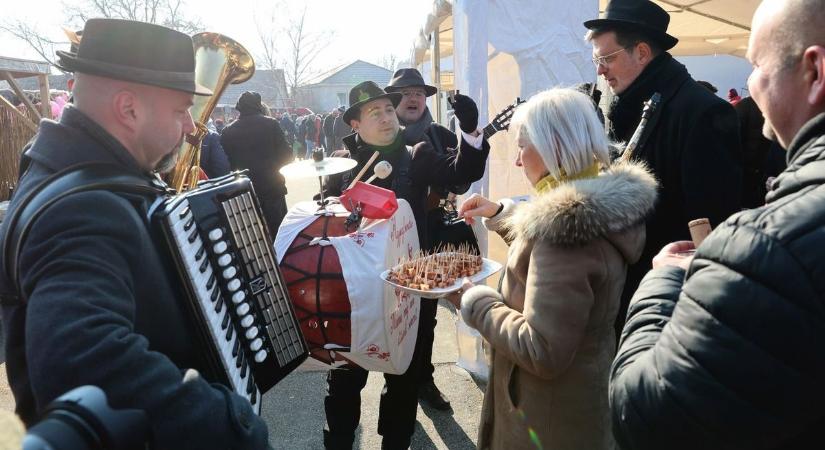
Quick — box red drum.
[276,201,421,373]
[279,214,352,366]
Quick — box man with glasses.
[584,0,742,338]
[384,68,487,412]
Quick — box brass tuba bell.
[169,32,255,192]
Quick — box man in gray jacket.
[610,1,825,448]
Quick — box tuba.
[169,32,255,192]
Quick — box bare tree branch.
[1,0,203,69]
[0,21,62,65]
[253,3,334,104]
[375,54,400,71]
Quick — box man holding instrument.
[0,19,270,448]
[384,68,486,411]
[584,0,742,338]
[323,80,488,449]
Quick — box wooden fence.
[0,102,38,201]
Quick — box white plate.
[380,256,503,299]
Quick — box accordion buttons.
[254,350,267,363]
[213,241,228,254]
[236,303,250,316]
[208,228,223,241]
[245,327,259,339]
[218,254,232,266]
[227,279,241,291]
[222,266,237,279]
[250,338,263,352]
[232,291,246,304]
[241,314,254,328]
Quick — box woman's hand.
[458,193,500,225]
[445,278,475,308]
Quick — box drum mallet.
[364,161,392,184]
[347,151,380,190]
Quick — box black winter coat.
[0,107,270,449]
[610,112,825,450]
[220,112,293,197]
[607,53,742,326]
[331,130,488,247]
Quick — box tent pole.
[431,29,442,125]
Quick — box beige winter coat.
[461,163,657,450]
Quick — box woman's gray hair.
[510,88,611,179]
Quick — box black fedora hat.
[584,0,678,51]
[343,81,402,125]
[56,18,211,96]
[385,68,437,97]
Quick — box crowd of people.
[1,0,824,449]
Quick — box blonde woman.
[453,88,657,449]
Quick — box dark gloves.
[449,93,478,134]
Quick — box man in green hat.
[323,80,489,449]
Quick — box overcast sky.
[0,0,434,72]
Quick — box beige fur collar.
[505,162,658,246]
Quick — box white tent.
[411,0,759,264]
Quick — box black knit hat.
[55,18,211,96]
[584,0,679,51]
[236,91,263,114]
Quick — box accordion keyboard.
[158,175,308,413]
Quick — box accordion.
[154,173,308,413]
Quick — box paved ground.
[0,173,489,448]
[261,302,485,449]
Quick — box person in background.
[332,106,350,151]
[728,87,742,105]
[214,117,226,134]
[323,109,337,153]
[734,95,787,207]
[454,88,657,450]
[200,129,231,178]
[610,1,825,448]
[220,91,293,236]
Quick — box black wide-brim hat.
[56,18,211,96]
[385,68,437,97]
[343,81,402,125]
[584,0,678,51]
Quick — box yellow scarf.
[534,162,600,194]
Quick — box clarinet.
[620,92,662,162]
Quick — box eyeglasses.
[400,89,426,98]
[591,47,628,68]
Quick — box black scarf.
[399,107,434,146]
[606,53,689,142]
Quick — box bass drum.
[279,214,352,366]
[275,201,421,374]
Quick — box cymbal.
[279,157,357,178]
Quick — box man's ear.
[350,118,360,133]
[805,46,825,107]
[111,89,140,133]
[636,42,653,65]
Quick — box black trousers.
[259,192,287,239]
[417,298,438,384]
[323,300,434,449]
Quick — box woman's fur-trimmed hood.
[505,162,658,250]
